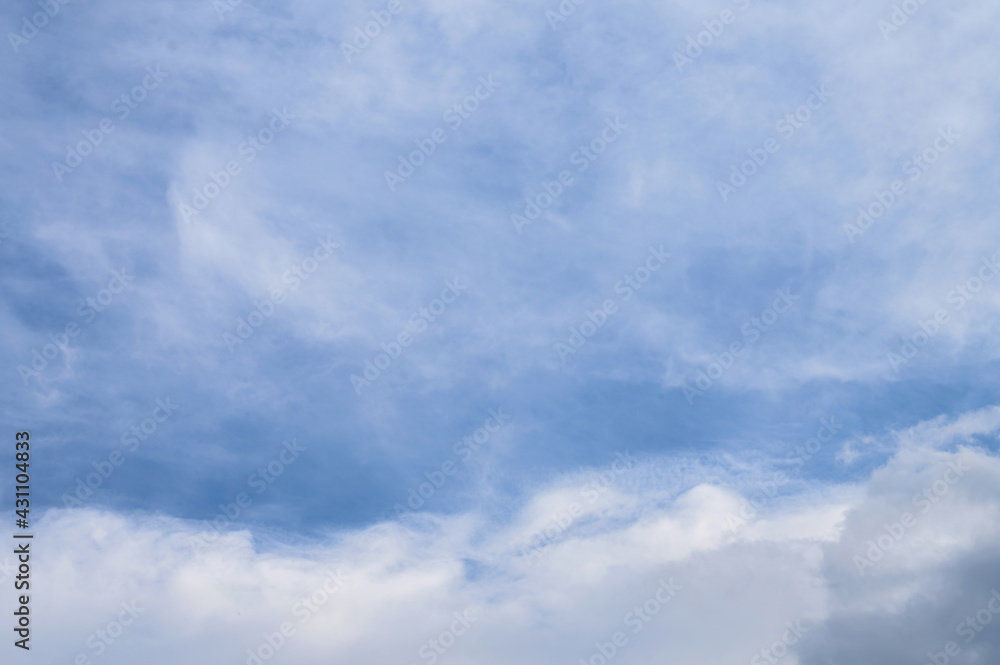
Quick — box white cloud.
[16,406,1000,664]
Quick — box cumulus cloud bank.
[6,408,996,664]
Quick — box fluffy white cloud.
[11,407,998,665]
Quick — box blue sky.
[2,0,1000,663]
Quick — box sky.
[2,0,1000,663]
